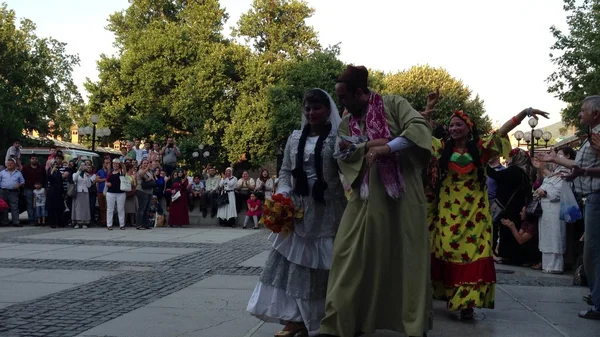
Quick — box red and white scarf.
[349,93,404,199]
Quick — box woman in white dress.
[534,147,576,273]
[217,167,238,227]
[71,162,93,228]
[247,88,347,336]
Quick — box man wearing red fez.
[319,65,432,337]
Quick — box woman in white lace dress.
[217,167,238,227]
[247,89,347,336]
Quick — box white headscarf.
[301,88,341,133]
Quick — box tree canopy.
[84,0,247,167]
[0,3,81,150]
[382,65,492,133]
[3,0,497,171]
[548,0,600,131]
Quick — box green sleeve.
[336,114,367,187]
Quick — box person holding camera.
[160,137,181,176]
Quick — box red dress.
[168,179,190,226]
[246,199,261,217]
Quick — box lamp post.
[96,127,111,148]
[91,114,99,151]
[513,118,553,158]
[192,147,210,172]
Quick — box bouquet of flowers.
[260,194,303,235]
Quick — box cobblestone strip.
[0,227,61,239]
[0,228,271,249]
[0,258,155,271]
[0,270,207,337]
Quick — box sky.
[6,0,570,129]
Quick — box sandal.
[275,322,308,337]
[531,263,542,270]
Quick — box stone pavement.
[0,226,597,337]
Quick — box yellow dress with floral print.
[429,133,510,311]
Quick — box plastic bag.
[559,182,582,222]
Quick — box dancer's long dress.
[430,134,510,311]
[247,130,346,333]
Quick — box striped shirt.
[574,124,600,196]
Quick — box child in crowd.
[189,175,204,211]
[33,182,47,226]
[244,193,261,230]
[148,195,164,227]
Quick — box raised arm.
[496,108,549,137]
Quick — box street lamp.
[513,117,553,158]
[90,114,99,151]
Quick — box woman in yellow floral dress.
[423,95,548,320]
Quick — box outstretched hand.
[526,108,550,120]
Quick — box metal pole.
[530,126,535,158]
[91,124,97,151]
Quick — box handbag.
[526,198,543,217]
[216,191,230,206]
[66,182,76,197]
[155,214,165,227]
[119,176,132,192]
[141,179,157,190]
[0,197,8,211]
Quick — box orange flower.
[259,194,299,236]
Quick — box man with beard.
[319,65,432,337]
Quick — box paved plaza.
[0,225,597,337]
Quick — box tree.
[232,0,320,62]
[383,65,492,133]
[85,0,248,167]
[224,0,321,167]
[0,3,81,150]
[548,0,600,131]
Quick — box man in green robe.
[318,66,432,337]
